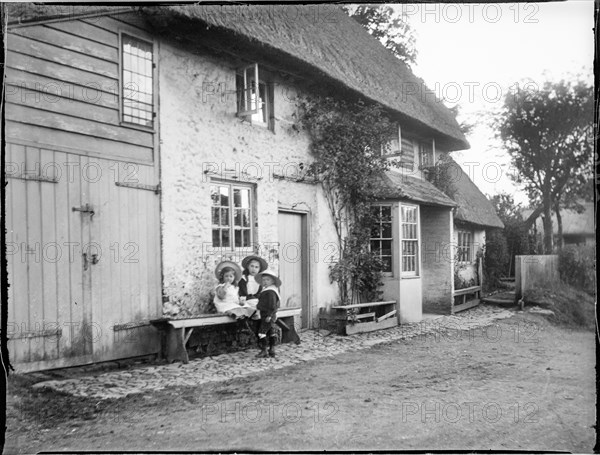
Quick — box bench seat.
[150,307,302,363]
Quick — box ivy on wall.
[298,96,398,304]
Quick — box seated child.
[239,255,268,316]
[213,261,255,320]
[255,269,282,358]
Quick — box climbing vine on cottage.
[298,96,397,304]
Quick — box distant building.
[522,202,595,247]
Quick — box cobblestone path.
[31,305,514,400]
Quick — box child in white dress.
[213,261,255,320]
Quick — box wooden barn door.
[5,143,161,371]
[277,210,310,328]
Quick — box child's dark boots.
[268,336,276,357]
[256,337,268,358]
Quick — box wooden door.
[277,211,309,328]
[5,143,161,371]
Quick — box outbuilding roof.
[447,157,504,229]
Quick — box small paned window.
[401,205,419,275]
[236,63,273,130]
[370,205,393,274]
[211,183,253,249]
[122,34,154,127]
[457,231,473,263]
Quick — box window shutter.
[237,63,260,116]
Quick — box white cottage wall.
[157,41,338,318]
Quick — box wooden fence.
[515,255,559,299]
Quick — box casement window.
[370,205,393,274]
[121,34,154,128]
[401,204,419,276]
[382,125,415,170]
[457,230,473,263]
[418,139,435,168]
[211,182,254,249]
[236,63,273,130]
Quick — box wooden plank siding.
[5,13,162,371]
[5,18,154,165]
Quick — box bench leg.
[165,326,190,363]
[278,316,301,344]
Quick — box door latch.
[72,203,95,220]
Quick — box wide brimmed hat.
[241,255,268,272]
[255,269,282,288]
[214,261,242,282]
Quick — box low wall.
[515,255,559,299]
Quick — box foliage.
[342,4,417,67]
[489,193,534,275]
[495,78,594,253]
[482,229,509,290]
[299,96,396,304]
[558,245,596,295]
[423,153,458,199]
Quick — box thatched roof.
[374,170,457,207]
[447,157,504,229]
[522,202,594,235]
[5,4,468,151]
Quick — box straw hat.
[255,269,282,288]
[241,255,268,272]
[214,261,242,282]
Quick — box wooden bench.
[326,301,398,335]
[452,285,481,313]
[150,307,302,363]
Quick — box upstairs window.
[236,63,273,130]
[418,139,435,168]
[457,230,473,263]
[121,34,154,128]
[382,125,416,170]
[370,205,393,274]
[211,182,254,249]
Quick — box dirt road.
[5,312,596,453]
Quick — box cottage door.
[85,155,162,362]
[6,144,162,371]
[6,144,93,369]
[277,211,310,328]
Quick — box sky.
[398,1,594,205]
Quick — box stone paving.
[31,305,515,400]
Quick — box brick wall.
[421,206,453,314]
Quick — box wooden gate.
[6,143,162,371]
[277,210,310,328]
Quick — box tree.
[343,4,417,67]
[496,79,593,253]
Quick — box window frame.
[400,204,420,277]
[118,30,156,131]
[369,204,394,277]
[210,180,256,251]
[418,138,436,169]
[456,230,473,264]
[236,63,274,131]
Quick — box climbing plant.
[298,96,397,304]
